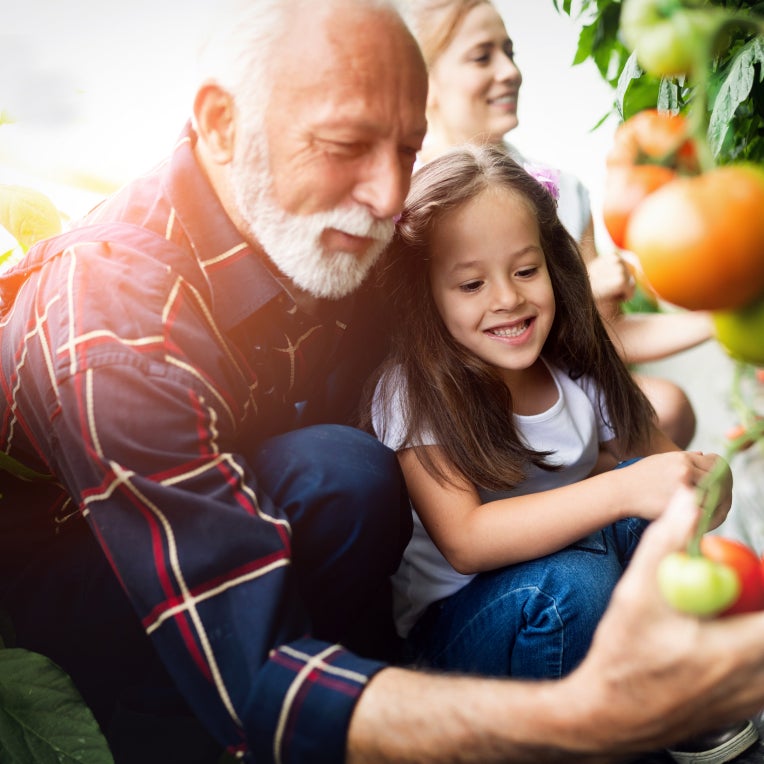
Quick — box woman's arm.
[607,310,714,364]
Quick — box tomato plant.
[700,535,764,615]
[624,163,764,311]
[726,416,764,451]
[657,550,740,616]
[712,297,764,367]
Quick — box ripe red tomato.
[625,164,764,311]
[701,536,764,616]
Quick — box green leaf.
[615,51,644,110]
[0,649,114,763]
[657,78,683,111]
[574,22,596,65]
[0,452,53,483]
[709,37,764,155]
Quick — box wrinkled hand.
[617,451,732,527]
[567,486,764,754]
[588,251,636,304]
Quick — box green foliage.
[0,649,114,763]
[555,0,764,164]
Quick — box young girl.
[368,144,732,680]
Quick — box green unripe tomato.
[620,0,723,77]
[712,297,764,367]
[657,551,740,617]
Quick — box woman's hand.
[587,250,636,305]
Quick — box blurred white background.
[1,0,617,242]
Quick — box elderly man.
[2,1,764,763]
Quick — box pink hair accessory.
[523,162,560,201]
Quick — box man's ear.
[193,82,236,164]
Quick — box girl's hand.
[617,451,731,524]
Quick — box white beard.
[230,131,394,300]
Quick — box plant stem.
[688,363,764,556]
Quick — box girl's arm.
[399,425,731,575]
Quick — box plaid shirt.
[0,124,391,762]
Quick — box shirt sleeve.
[556,170,592,244]
[26,243,386,762]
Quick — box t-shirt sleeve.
[556,170,592,244]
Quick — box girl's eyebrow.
[447,245,543,274]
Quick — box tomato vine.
[553,0,764,165]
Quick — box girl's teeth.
[491,321,528,338]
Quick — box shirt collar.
[163,122,288,331]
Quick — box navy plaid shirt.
[0,124,391,762]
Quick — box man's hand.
[567,485,764,754]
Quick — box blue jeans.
[406,515,648,679]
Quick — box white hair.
[194,0,405,131]
[194,0,288,132]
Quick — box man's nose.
[353,147,410,220]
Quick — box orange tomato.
[624,164,764,311]
[603,165,677,249]
[606,109,699,172]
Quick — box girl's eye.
[459,280,483,293]
[516,267,538,279]
[503,41,515,61]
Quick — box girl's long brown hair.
[363,144,655,491]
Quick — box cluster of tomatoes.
[658,535,764,618]
[603,108,764,367]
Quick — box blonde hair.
[399,0,488,67]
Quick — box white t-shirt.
[371,360,614,638]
